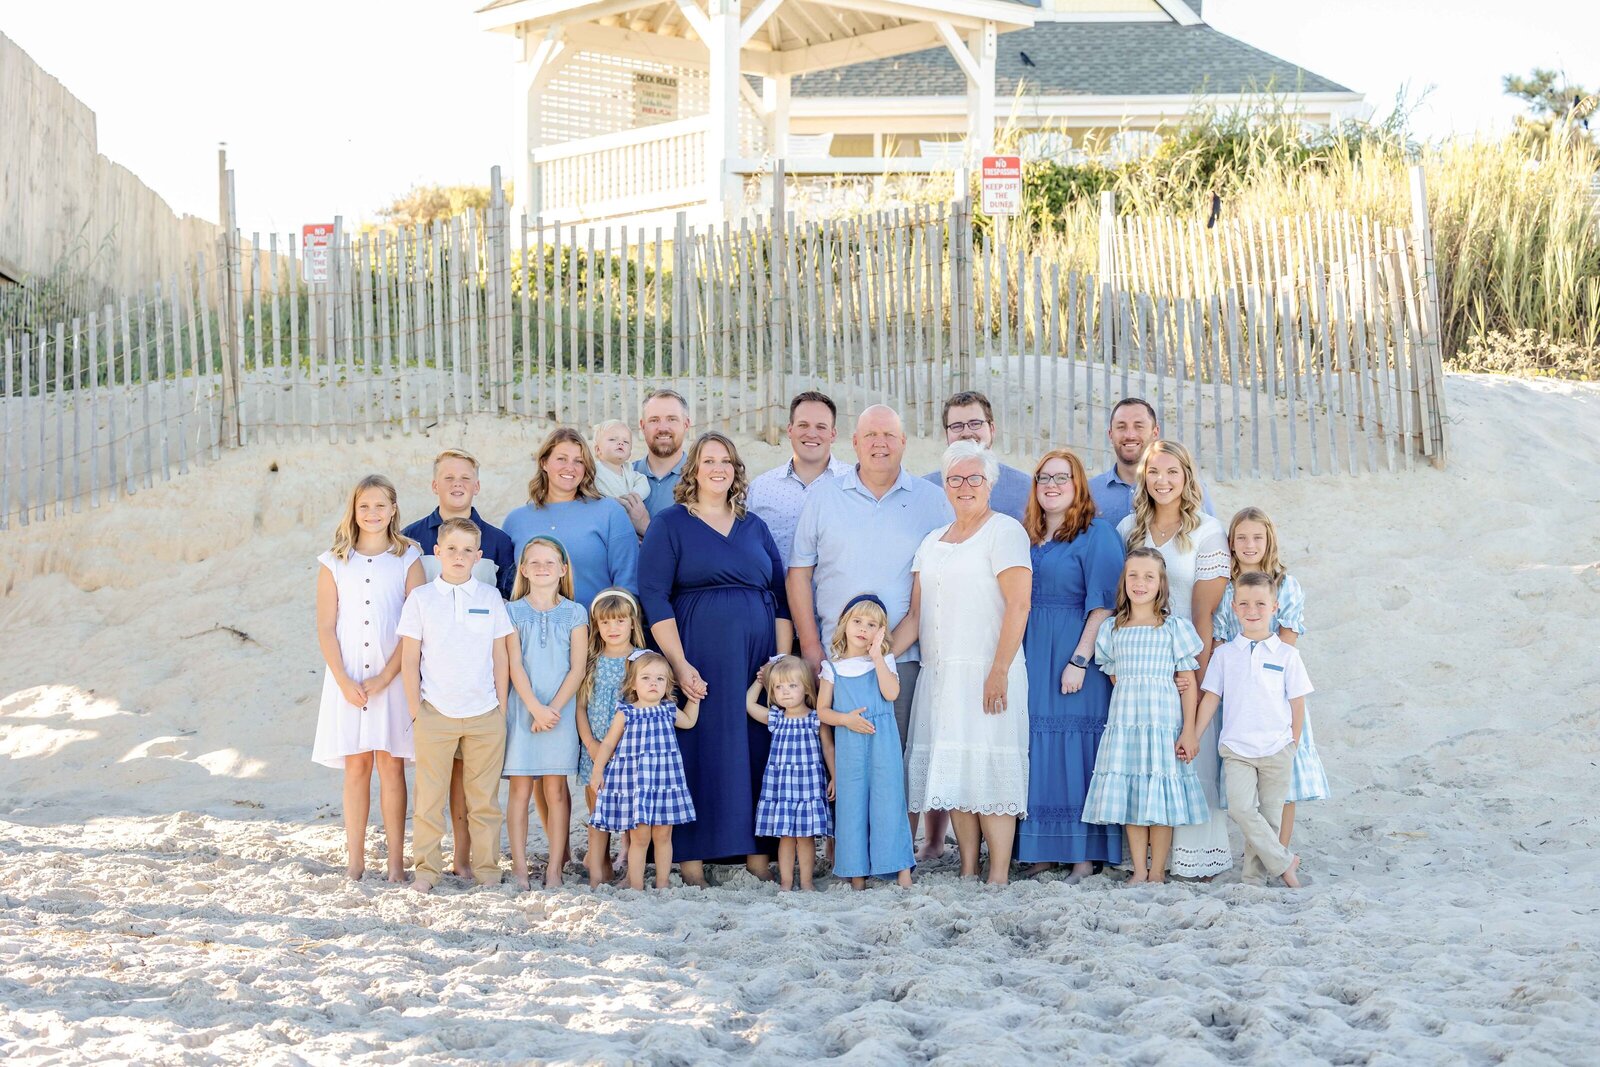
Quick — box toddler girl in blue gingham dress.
[747,655,835,892]
[1213,507,1329,844]
[590,650,700,890]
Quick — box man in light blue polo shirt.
[788,404,953,750]
[1090,396,1214,527]
[632,388,690,517]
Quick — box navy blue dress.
[1017,517,1126,865]
[639,504,791,863]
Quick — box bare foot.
[410,880,433,895]
[777,882,792,892]
[545,867,564,888]
[1281,855,1302,889]
[896,870,913,888]
[1063,862,1094,885]
[1126,870,1150,885]
[798,879,815,891]
[386,862,407,884]
[347,863,365,882]
[746,860,775,882]
[1022,862,1054,880]
[513,871,532,891]
[852,877,867,891]
[1149,873,1167,884]
[455,865,474,882]
[680,870,709,888]
[916,844,946,862]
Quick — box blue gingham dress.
[754,707,833,839]
[1213,574,1329,803]
[591,701,697,831]
[578,654,627,785]
[1083,618,1211,827]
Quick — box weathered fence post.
[1408,165,1448,465]
[216,147,243,447]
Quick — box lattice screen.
[541,51,767,155]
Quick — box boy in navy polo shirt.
[402,448,516,881]
[1183,571,1313,888]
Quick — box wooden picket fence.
[0,166,1447,530]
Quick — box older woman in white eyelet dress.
[896,441,1033,885]
[1116,440,1233,879]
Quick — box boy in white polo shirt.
[1182,571,1313,889]
[398,517,514,892]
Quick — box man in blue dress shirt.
[923,391,1031,521]
[632,388,691,517]
[1089,397,1214,528]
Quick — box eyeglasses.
[944,474,989,488]
[1034,473,1074,486]
[945,419,991,434]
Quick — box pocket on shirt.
[464,609,494,636]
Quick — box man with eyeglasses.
[923,391,1032,521]
[1089,397,1214,527]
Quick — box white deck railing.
[532,116,709,223]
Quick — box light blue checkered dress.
[1213,574,1329,803]
[1083,617,1211,827]
[591,701,697,831]
[754,707,833,839]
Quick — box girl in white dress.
[1115,440,1233,879]
[313,474,425,882]
[897,442,1033,885]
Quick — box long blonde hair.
[510,535,575,602]
[330,474,415,562]
[1227,506,1286,584]
[672,431,750,517]
[829,599,893,660]
[578,588,646,710]
[1114,547,1172,625]
[527,427,602,505]
[1125,439,1205,553]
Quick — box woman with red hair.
[1017,448,1126,881]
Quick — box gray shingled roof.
[792,20,1353,99]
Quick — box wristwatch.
[1069,654,1090,669]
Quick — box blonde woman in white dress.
[1115,440,1233,879]
[896,441,1033,884]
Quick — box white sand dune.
[1,373,1597,1063]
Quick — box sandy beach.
[2,371,1598,1063]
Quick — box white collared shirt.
[396,576,514,717]
[748,454,851,567]
[1200,633,1314,758]
[820,653,899,682]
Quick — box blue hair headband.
[520,534,569,565]
[843,593,886,614]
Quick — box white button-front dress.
[312,544,423,767]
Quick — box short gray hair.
[941,440,998,484]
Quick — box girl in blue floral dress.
[577,587,646,887]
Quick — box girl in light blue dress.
[1083,547,1209,884]
[1213,506,1328,846]
[577,587,645,887]
[504,535,588,890]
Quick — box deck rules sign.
[980,156,1022,216]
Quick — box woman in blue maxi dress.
[1017,449,1127,877]
[639,432,792,885]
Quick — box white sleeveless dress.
[1117,513,1233,877]
[312,544,422,767]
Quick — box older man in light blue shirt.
[788,404,952,750]
[748,390,851,566]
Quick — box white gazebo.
[478,0,1034,226]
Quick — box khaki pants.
[1220,742,1296,883]
[414,700,505,887]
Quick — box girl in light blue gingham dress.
[1084,548,1211,884]
[746,656,835,892]
[590,650,700,890]
[1213,507,1330,846]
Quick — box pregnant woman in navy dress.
[1018,447,1126,881]
[640,431,793,886]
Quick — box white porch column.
[763,74,791,158]
[512,25,566,222]
[705,0,742,219]
[964,21,997,158]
